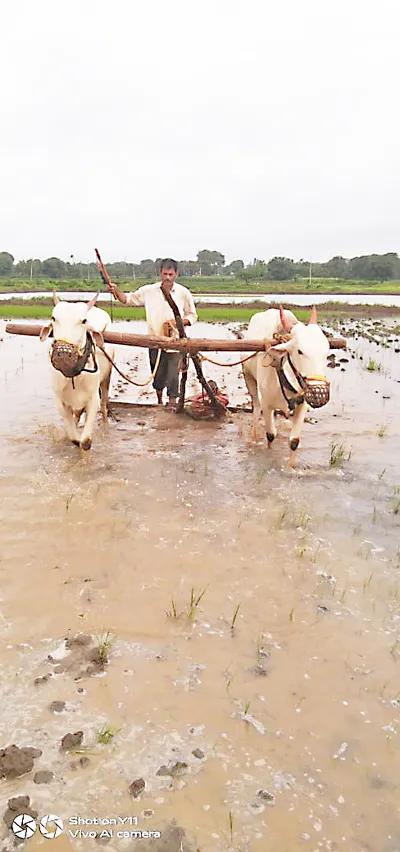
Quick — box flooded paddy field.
[0,316,400,852]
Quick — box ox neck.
[276,353,305,411]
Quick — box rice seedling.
[223,665,235,693]
[228,811,234,845]
[329,441,351,468]
[97,724,119,745]
[296,533,308,558]
[94,631,117,665]
[295,507,311,529]
[276,507,288,529]
[393,488,400,515]
[363,573,373,594]
[377,424,388,438]
[166,598,179,619]
[187,585,209,621]
[372,506,377,523]
[311,541,322,564]
[366,359,383,372]
[378,469,386,480]
[289,607,294,622]
[230,604,241,633]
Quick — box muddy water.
[1,319,400,852]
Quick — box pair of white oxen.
[37,295,330,466]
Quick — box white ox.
[40,294,115,450]
[243,306,330,467]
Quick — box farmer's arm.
[108,283,147,306]
[182,290,198,327]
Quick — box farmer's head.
[160,258,178,286]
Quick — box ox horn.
[309,306,318,324]
[87,292,99,311]
[279,304,297,333]
[52,290,59,305]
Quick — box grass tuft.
[329,441,351,468]
[97,724,119,745]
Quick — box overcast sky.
[1,0,398,264]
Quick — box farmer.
[108,259,198,407]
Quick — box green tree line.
[0,249,399,282]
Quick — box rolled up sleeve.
[184,290,198,326]
[125,286,147,307]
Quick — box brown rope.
[198,335,289,368]
[199,352,257,368]
[98,346,162,387]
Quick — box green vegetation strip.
[1,277,400,295]
[0,302,318,324]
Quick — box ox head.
[40,292,105,350]
[270,305,330,383]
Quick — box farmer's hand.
[108,282,127,304]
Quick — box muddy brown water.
[1,319,400,852]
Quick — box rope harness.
[275,353,330,410]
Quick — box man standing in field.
[108,259,198,407]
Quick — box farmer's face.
[161,267,177,286]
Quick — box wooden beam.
[5,323,347,351]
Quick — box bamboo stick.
[5,323,347,351]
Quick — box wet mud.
[0,318,400,851]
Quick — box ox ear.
[91,330,104,349]
[267,341,288,366]
[279,305,297,332]
[40,323,53,341]
[52,290,59,305]
[309,306,318,324]
[87,292,99,311]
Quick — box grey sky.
[1,0,398,264]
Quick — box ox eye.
[298,349,303,355]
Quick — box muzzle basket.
[304,380,330,409]
[50,341,86,378]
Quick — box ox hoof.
[266,432,275,446]
[290,438,300,451]
[80,438,92,451]
[72,440,80,447]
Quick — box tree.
[0,252,14,276]
[107,262,134,280]
[137,259,156,278]
[197,249,225,270]
[267,257,294,281]
[324,256,348,278]
[42,257,67,279]
[178,260,201,276]
[367,256,395,281]
[225,259,244,275]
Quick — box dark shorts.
[149,349,181,398]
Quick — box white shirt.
[125,281,198,336]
